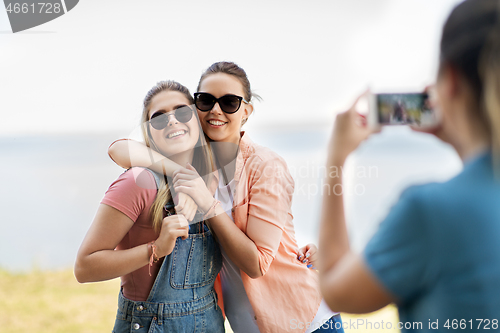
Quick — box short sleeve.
[100,167,157,222]
[363,186,433,303]
[246,156,295,275]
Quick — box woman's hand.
[172,164,214,214]
[297,243,318,269]
[409,85,447,141]
[329,92,377,165]
[155,215,189,258]
[174,192,198,222]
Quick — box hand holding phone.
[367,92,440,129]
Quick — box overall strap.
[145,168,176,214]
[146,168,163,191]
[143,168,173,302]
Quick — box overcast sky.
[0,0,462,136]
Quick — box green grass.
[0,268,399,332]
[0,268,119,333]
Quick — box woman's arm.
[319,96,395,313]
[75,204,150,283]
[108,139,182,176]
[172,165,265,278]
[172,160,289,279]
[74,204,189,283]
[208,211,271,278]
[108,139,198,221]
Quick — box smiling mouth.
[167,130,186,139]
[208,120,226,126]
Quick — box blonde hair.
[481,18,500,171]
[440,0,500,171]
[141,80,213,233]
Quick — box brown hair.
[197,61,260,126]
[440,0,500,166]
[141,80,212,233]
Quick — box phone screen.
[376,93,436,127]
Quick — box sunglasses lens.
[149,107,193,130]
[175,106,193,123]
[219,95,241,114]
[150,113,167,130]
[195,93,215,111]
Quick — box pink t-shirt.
[100,167,160,301]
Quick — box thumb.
[297,248,305,261]
[348,88,370,115]
[178,215,189,227]
[186,163,196,171]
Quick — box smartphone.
[368,92,439,129]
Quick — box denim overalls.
[112,171,224,333]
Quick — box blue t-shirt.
[364,152,500,332]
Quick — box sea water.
[0,126,461,271]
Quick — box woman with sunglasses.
[75,81,224,332]
[108,62,343,333]
[318,0,500,330]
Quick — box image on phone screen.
[376,93,436,127]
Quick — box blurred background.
[0,0,464,331]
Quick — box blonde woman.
[75,81,224,332]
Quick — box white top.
[305,299,338,333]
[216,172,260,333]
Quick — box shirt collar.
[234,131,254,181]
[209,131,254,191]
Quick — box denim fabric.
[311,314,345,333]
[112,222,224,333]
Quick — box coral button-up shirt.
[224,132,322,333]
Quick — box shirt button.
[133,323,140,330]
[137,305,144,311]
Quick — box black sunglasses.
[194,92,249,114]
[149,106,193,130]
